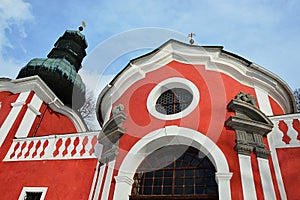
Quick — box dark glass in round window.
[155,88,193,115]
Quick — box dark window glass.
[25,192,42,200]
[131,146,218,199]
[156,88,193,115]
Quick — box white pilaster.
[215,172,233,200]
[101,160,116,200]
[0,91,30,147]
[238,154,257,200]
[89,162,106,200]
[257,157,276,200]
[15,94,43,138]
[113,173,134,200]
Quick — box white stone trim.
[146,77,200,120]
[89,162,106,200]
[0,76,87,132]
[101,160,116,200]
[267,118,288,199]
[113,126,232,200]
[27,104,41,116]
[0,91,30,147]
[257,157,276,200]
[215,172,233,200]
[18,186,48,200]
[115,175,134,185]
[255,87,273,116]
[238,154,257,200]
[98,41,295,123]
[11,101,26,107]
[15,94,43,138]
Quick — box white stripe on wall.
[257,157,276,200]
[101,160,116,200]
[88,162,106,200]
[238,154,257,200]
[0,91,30,147]
[15,94,43,138]
[255,87,273,116]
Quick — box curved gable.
[97,40,296,125]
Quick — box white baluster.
[286,119,300,145]
[28,140,37,160]
[65,137,75,158]
[269,120,285,148]
[14,141,25,160]
[75,136,83,158]
[85,135,93,157]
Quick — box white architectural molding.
[257,157,276,200]
[97,40,295,124]
[146,77,200,120]
[238,154,257,200]
[101,160,116,200]
[15,94,43,138]
[115,175,134,185]
[0,91,30,147]
[18,187,48,200]
[113,126,232,200]
[0,76,87,132]
[215,172,233,200]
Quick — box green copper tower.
[17,29,87,109]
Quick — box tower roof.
[17,29,88,110]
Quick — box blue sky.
[1,0,300,92]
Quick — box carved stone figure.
[235,92,257,106]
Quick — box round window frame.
[147,78,200,120]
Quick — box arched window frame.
[131,145,218,198]
[113,126,233,200]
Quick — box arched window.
[155,88,193,115]
[130,145,218,200]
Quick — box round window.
[147,78,200,120]
[155,88,193,115]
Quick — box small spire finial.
[188,33,196,45]
[78,21,86,31]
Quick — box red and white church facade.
[0,29,299,200]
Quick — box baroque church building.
[0,29,299,200]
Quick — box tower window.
[155,88,193,115]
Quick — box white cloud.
[0,0,33,77]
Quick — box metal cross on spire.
[188,33,196,45]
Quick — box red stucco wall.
[105,61,284,199]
